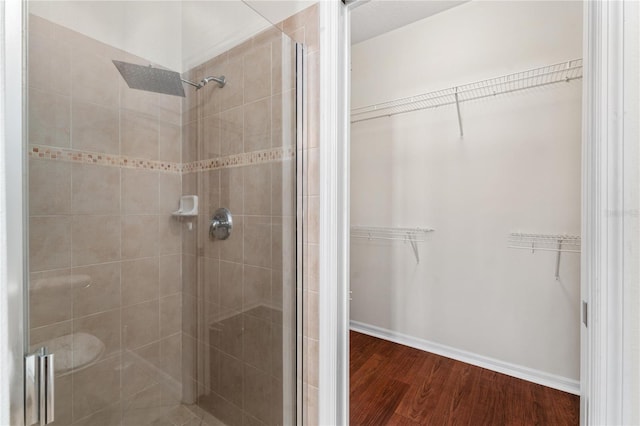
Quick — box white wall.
[350,0,582,382]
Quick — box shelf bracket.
[555,239,563,280]
[454,87,463,137]
[407,233,420,263]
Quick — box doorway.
[348,1,581,423]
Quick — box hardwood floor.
[350,331,579,426]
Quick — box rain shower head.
[113,60,186,97]
[112,60,226,98]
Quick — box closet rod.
[351,59,583,124]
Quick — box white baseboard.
[350,320,580,395]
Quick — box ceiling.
[351,0,467,45]
[245,0,315,26]
[29,0,468,70]
[29,0,312,72]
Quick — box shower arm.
[181,75,226,90]
[181,78,203,89]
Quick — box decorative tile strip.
[29,144,296,174]
[29,145,182,173]
[183,146,296,174]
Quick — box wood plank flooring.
[350,331,579,426]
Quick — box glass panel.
[25,2,299,424]
[184,28,299,426]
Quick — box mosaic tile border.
[181,146,296,173]
[29,145,182,173]
[28,145,296,173]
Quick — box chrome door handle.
[25,348,54,425]
[39,353,54,425]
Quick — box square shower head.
[112,60,186,97]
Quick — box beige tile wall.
[28,15,185,426]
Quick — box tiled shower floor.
[118,401,226,426]
[68,304,282,426]
[167,404,227,426]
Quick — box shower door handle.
[39,353,55,425]
[25,348,55,425]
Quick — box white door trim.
[320,1,639,425]
[620,3,640,423]
[318,1,350,425]
[582,1,639,425]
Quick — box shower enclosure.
[24,1,303,425]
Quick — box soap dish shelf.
[172,195,198,217]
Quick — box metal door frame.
[2,0,27,424]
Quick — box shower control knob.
[210,208,233,240]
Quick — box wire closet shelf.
[351,226,435,263]
[508,232,581,253]
[350,59,583,124]
[508,232,581,280]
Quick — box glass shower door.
[182,27,301,426]
[26,7,189,423]
[24,2,302,425]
